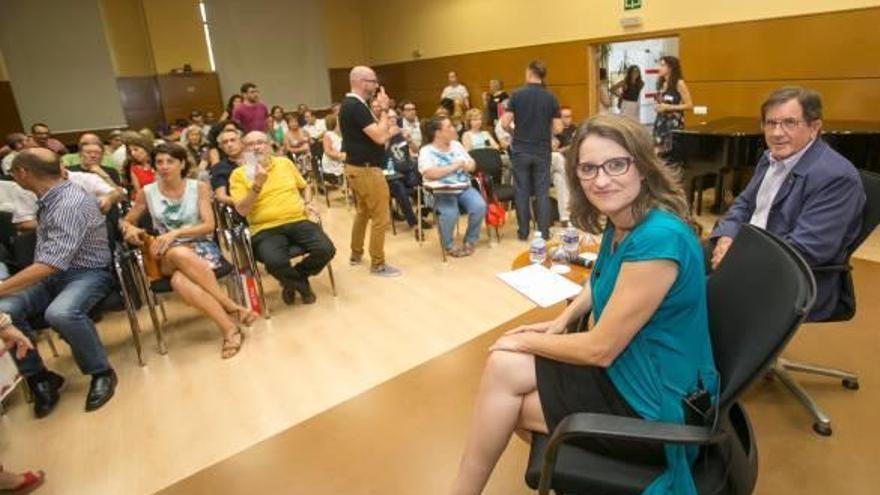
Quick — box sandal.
[446,246,469,258]
[4,470,45,493]
[221,330,245,360]
[462,243,475,256]
[228,306,258,327]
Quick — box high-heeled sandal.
[3,470,45,493]
[221,330,245,360]
[227,306,259,327]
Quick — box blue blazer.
[712,138,865,320]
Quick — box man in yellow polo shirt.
[231,131,336,305]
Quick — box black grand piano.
[673,116,880,214]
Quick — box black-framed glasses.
[761,118,806,132]
[363,78,379,84]
[575,156,633,180]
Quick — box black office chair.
[771,169,880,436]
[525,225,816,495]
[469,148,514,204]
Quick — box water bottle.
[386,155,395,174]
[562,222,580,260]
[529,231,546,265]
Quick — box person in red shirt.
[122,131,155,200]
[231,82,269,133]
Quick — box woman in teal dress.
[451,115,718,495]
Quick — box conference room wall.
[329,7,880,125]
[0,47,23,138]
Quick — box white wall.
[206,0,332,110]
[0,0,126,132]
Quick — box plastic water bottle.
[562,222,580,259]
[386,156,395,174]
[529,231,546,264]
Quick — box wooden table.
[510,240,597,286]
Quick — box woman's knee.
[484,350,536,393]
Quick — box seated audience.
[2,133,32,176]
[61,133,116,170]
[30,123,68,155]
[400,101,422,152]
[710,87,865,320]
[189,109,211,139]
[0,179,37,232]
[67,138,123,187]
[0,149,119,418]
[210,128,245,206]
[123,131,156,200]
[418,116,486,257]
[183,125,209,178]
[321,115,345,178]
[121,143,256,359]
[230,132,336,305]
[106,129,127,170]
[302,110,327,143]
[450,115,717,495]
[385,109,426,231]
[232,82,269,133]
[206,120,243,166]
[494,118,511,152]
[269,105,289,151]
[461,109,500,151]
[284,114,310,160]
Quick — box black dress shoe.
[282,286,297,305]
[85,369,117,412]
[295,279,316,305]
[27,371,65,419]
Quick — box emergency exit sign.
[625,0,642,10]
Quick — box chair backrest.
[854,169,880,248]
[469,148,504,185]
[707,225,816,408]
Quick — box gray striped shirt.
[35,181,111,270]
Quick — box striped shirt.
[35,180,111,270]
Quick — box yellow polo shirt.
[229,156,308,235]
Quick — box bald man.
[1,148,117,418]
[339,66,401,277]
[61,132,117,171]
[230,131,335,305]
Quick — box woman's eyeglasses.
[575,157,633,180]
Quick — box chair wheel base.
[813,422,832,436]
[842,379,859,390]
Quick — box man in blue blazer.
[710,87,865,320]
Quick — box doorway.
[595,36,679,125]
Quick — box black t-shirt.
[68,165,122,186]
[209,158,236,193]
[487,91,509,125]
[340,95,384,166]
[508,83,560,155]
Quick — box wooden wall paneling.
[117,76,164,131]
[157,72,223,124]
[328,69,349,102]
[0,81,23,136]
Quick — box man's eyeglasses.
[362,78,379,84]
[762,118,807,132]
[575,157,633,181]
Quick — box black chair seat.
[496,185,515,202]
[526,433,729,495]
[150,257,234,293]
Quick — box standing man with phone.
[339,66,401,277]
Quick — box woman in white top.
[120,143,257,359]
[321,114,345,177]
[461,108,500,152]
[418,116,487,257]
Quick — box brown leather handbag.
[140,234,163,282]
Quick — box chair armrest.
[538,412,726,494]
[811,264,851,274]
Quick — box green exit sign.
[625,0,642,10]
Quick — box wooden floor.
[1,190,879,495]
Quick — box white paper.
[497,264,584,308]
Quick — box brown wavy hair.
[565,114,691,234]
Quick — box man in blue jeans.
[501,60,562,240]
[0,148,116,418]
